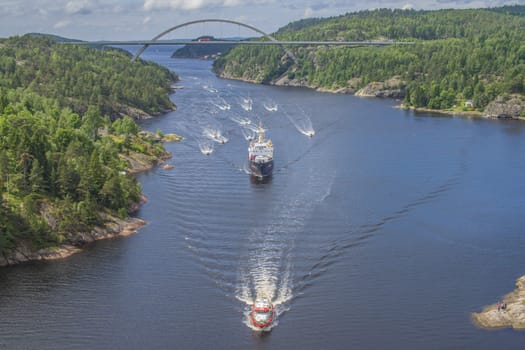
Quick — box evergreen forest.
[0,35,177,255]
[214,6,525,112]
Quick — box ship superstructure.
[248,122,273,178]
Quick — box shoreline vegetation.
[218,73,525,121]
[395,104,525,121]
[217,72,525,121]
[0,35,182,267]
[0,216,146,267]
[0,135,181,268]
[213,5,525,120]
[472,275,525,330]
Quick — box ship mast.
[258,121,264,143]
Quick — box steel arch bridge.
[132,18,296,62]
[67,18,412,61]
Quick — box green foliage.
[0,35,177,118]
[0,36,174,253]
[215,6,525,111]
[112,116,140,136]
[171,36,234,58]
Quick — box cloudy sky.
[0,0,522,40]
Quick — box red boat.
[250,298,274,329]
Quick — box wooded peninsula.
[214,5,525,117]
[0,35,178,264]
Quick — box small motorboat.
[250,298,274,330]
[305,130,315,137]
[205,129,228,144]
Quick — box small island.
[472,275,525,330]
[171,36,234,60]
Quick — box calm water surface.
[1,47,525,349]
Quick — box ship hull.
[250,160,273,178]
[250,308,274,329]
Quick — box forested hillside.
[0,36,176,257]
[0,35,176,118]
[214,6,525,114]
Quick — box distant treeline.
[0,36,176,253]
[214,6,525,112]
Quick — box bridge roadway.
[64,19,413,61]
[70,40,409,47]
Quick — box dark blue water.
[1,46,525,349]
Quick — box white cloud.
[303,7,315,18]
[1,0,523,41]
[402,3,414,9]
[65,0,95,15]
[54,19,72,29]
[143,0,273,11]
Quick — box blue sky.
[0,0,523,40]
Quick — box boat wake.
[230,114,252,127]
[212,102,231,111]
[241,127,255,141]
[240,163,252,175]
[285,105,315,137]
[203,84,218,93]
[240,97,253,111]
[263,102,278,112]
[211,97,231,110]
[236,168,335,330]
[197,139,214,155]
[203,127,228,144]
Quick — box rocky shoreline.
[396,105,484,118]
[0,216,146,267]
[217,71,524,120]
[472,275,525,330]
[0,135,180,268]
[398,104,525,121]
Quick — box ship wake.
[236,168,335,330]
[197,139,214,155]
[285,105,315,137]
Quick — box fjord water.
[1,47,525,349]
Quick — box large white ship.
[248,122,274,178]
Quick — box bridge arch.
[132,18,295,62]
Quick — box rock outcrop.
[0,132,179,268]
[472,275,525,330]
[355,76,406,98]
[0,216,146,267]
[273,76,360,94]
[273,75,312,88]
[484,94,525,119]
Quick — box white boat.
[250,298,274,329]
[205,129,228,144]
[305,130,315,137]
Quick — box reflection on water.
[250,175,273,185]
